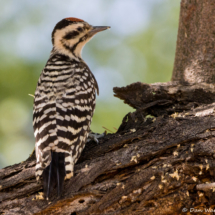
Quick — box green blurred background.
[0,0,180,168]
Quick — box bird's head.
[51,17,110,60]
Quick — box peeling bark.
[1,83,215,214]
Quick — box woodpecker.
[33,17,110,198]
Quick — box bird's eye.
[77,27,82,32]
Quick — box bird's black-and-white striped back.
[33,17,109,198]
[33,53,98,185]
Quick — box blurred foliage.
[0,0,180,168]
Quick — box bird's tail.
[42,151,66,199]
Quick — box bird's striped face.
[52,17,110,60]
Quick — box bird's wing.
[55,73,96,180]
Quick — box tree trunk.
[172,0,215,84]
[1,1,215,214]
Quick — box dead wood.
[1,82,215,214]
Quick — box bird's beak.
[89,26,110,36]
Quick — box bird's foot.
[87,131,106,144]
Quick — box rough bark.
[172,0,215,84]
[1,0,215,214]
[1,83,215,214]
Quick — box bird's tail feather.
[43,151,66,199]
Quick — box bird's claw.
[87,131,106,144]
